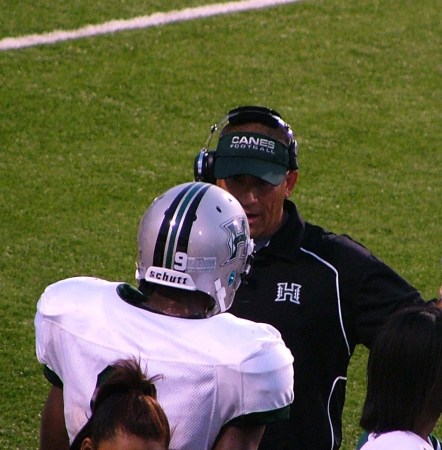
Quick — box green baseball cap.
[214,132,290,185]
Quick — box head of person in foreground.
[360,304,442,440]
[70,358,170,450]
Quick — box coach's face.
[218,171,297,239]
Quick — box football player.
[35,181,294,450]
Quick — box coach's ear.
[284,170,298,198]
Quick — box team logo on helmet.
[222,216,248,265]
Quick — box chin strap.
[214,278,227,314]
[241,238,255,286]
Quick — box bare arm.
[212,423,265,450]
[40,385,70,450]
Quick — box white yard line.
[0,0,301,51]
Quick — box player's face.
[218,172,297,239]
[81,433,167,450]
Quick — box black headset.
[194,106,298,184]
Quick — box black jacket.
[229,200,424,450]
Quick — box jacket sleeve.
[351,251,425,347]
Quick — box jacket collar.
[256,199,305,262]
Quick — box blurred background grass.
[0,0,440,448]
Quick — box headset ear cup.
[205,151,216,184]
[194,150,216,184]
[288,139,299,170]
[194,151,205,181]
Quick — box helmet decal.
[154,183,211,270]
[222,216,249,265]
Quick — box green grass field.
[1,0,440,448]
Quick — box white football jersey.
[35,277,294,450]
[362,431,434,450]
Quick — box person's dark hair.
[360,304,442,434]
[70,358,170,449]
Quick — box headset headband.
[228,106,286,129]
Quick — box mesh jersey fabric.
[35,276,294,450]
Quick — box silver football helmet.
[136,182,254,316]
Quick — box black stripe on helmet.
[153,183,211,269]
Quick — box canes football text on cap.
[214,132,290,185]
